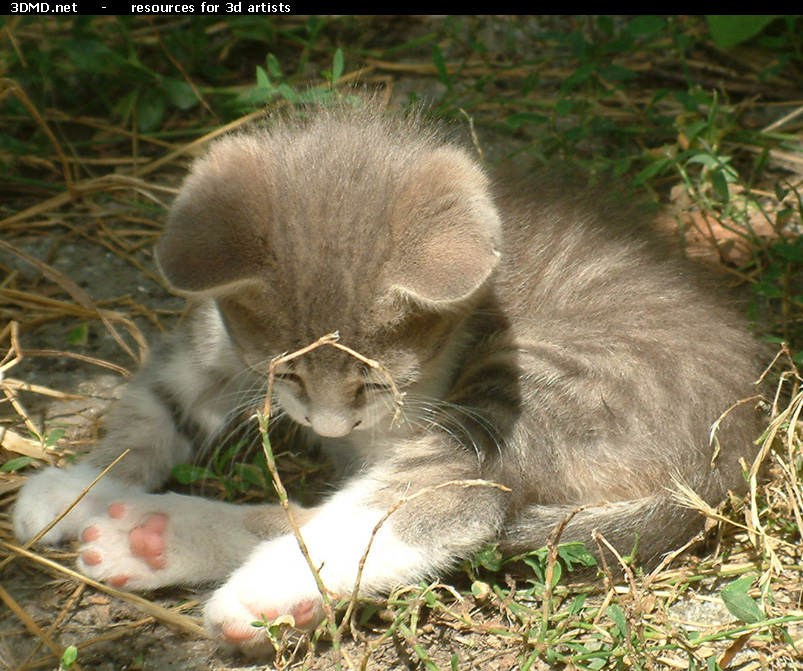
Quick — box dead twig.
[0,541,205,638]
[0,449,130,573]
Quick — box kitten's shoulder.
[493,166,665,245]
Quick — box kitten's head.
[156,104,501,438]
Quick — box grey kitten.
[13,102,763,651]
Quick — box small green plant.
[238,48,356,112]
[1,15,800,671]
[59,644,78,670]
[720,574,764,623]
[0,455,36,472]
[67,322,90,347]
[705,15,789,49]
[250,612,300,668]
[171,438,267,499]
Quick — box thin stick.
[340,479,511,639]
[263,331,405,428]
[19,615,180,671]
[0,238,138,361]
[256,331,427,663]
[0,79,74,193]
[133,108,272,179]
[20,350,132,378]
[256,414,337,627]
[258,333,347,652]
[1,541,205,637]
[19,582,86,670]
[0,582,80,670]
[0,449,130,572]
[537,504,593,648]
[0,319,22,374]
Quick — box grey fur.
[14,102,764,613]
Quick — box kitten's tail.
[499,490,719,569]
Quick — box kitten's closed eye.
[275,373,305,390]
[13,102,765,658]
[359,382,394,394]
[277,376,393,403]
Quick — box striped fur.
[13,103,764,650]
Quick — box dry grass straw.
[257,332,512,667]
[0,14,801,670]
[0,442,205,663]
[245,341,802,669]
[0,60,228,667]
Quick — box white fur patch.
[12,463,139,545]
[205,478,442,639]
[78,492,260,589]
[301,482,433,594]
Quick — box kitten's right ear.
[156,141,269,295]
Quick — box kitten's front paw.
[204,535,324,651]
[78,493,262,590]
[79,501,171,589]
[13,464,132,545]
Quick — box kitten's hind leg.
[77,494,293,590]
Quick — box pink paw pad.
[79,508,170,577]
[129,514,168,569]
[109,574,130,588]
[81,549,102,566]
[292,601,316,627]
[81,526,100,542]
[107,502,128,519]
[219,601,316,644]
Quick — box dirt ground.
[1,14,802,671]
[2,150,800,671]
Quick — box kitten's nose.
[308,409,353,438]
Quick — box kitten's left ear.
[391,147,501,306]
